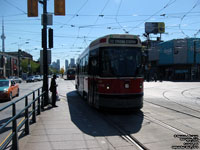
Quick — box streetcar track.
[66,88,148,149]
[65,80,199,149]
[101,109,194,150]
[144,100,200,120]
[69,84,149,150]
[181,87,200,106]
[142,114,188,135]
[162,90,200,114]
[102,108,200,150]
[101,112,149,150]
[181,87,200,99]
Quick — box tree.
[60,67,64,77]
[21,58,40,75]
[21,59,29,73]
[30,60,40,74]
[49,67,59,75]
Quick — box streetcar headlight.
[125,83,129,89]
[106,85,110,90]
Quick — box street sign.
[40,50,51,65]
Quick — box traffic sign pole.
[42,0,49,106]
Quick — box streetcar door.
[88,49,98,107]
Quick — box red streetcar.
[75,34,144,109]
[67,68,76,80]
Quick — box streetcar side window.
[85,55,88,75]
[83,57,86,75]
[80,59,83,75]
[76,63,79,75]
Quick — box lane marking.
[0,118,25,147]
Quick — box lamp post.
[17,41,29,77]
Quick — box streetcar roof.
[89,34,141,49]
[77,34,142,60]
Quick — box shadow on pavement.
[67,90,143,137]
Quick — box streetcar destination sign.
[109,38,138,44]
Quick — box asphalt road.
[0,80,43,146]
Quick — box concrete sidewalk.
[19,99,104,150]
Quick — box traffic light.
[27,0,38,17]
[54,0,65,16]
[49,28,53,48]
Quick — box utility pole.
[1,17,6,77]
[1,17,6,52]
[41,0,49,106]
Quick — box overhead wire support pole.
[41,0,49,106]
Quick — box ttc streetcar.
[75,34,144,109]
[66,68,76,80]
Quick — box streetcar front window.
[100,47,141,77]
[67,70,75,75]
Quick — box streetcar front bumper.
[98,93,143,109]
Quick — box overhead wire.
[72,0,110,50]
[55,0,90,58]
[128,0,177,33]
[114,0,128,33]
[59,0,89,29]
[0,13,25,17]
[81,0,110,48]
[3,0,27,15]
[179,0,200,37]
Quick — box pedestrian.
[50,74,58,107]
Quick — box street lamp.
[17,41,30,77]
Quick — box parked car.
[40,75,43,80]
[26,76,35,83]
[8,76,22,83]
[34,75,41,81]
[0,78,19,101]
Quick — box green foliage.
[21,59,40,75]
[21,59,28,73]
[49,67,59,74]
[60,68,64,75]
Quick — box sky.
[0,0,200,69]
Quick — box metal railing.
[0,87,45,150]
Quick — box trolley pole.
[42,0,49,106]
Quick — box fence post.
[12,103,18,150]
[37,89,41,115]
[25,96,29,135]
[32,91,36,123]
